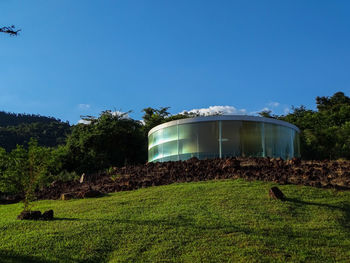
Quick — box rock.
[17,210,42,220]
[291,158,301,166]
[269,187,285,200]
[222,158,240,169]
[42,210,54,220]
[34,157,350,201]
[17,210,54,220]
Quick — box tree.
[258,110,275,118]
[279,92,350,160]
[141,107,197,135]
[141,107,171,135]
[64,110,147,173]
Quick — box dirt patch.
[35,157,350,200]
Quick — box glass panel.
[162,126,178,145]
[151,129,163,148]
[148,133,154,150]
[149,144,162,162]
[198,121,219,155]
[221,120,242,157]
[162,141,178,159]
[264,123,277,158]
[241,121,263,157]
[178,122,219,159]
[149,120,301,162]
[264,123,298,159]
[149,126,177,149]
[178,123,199,156]
[293,130,301,158]
[148,125,178,162]
[278,126,292,159]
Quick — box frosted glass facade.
[148,116,300,162]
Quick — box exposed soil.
[36,157,350,200]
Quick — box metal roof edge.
[148,115,300,136]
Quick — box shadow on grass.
[102,216,252,234]
[0,249,107,263]
[0,250,57,263]
[285,197,350,235]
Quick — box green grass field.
[1,179,350,263]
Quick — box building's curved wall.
[148,116,300,162]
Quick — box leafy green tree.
[0,145,28,195]
[258,110,276,118]
[0,139,58,207]
[141,107,171,135]
[64,110,147,173]
[279,92,350,160]
[141,107,196,135]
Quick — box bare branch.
[0,25,21,36]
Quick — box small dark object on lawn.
[269,187,285,200]
[17,210,42,220]
[42,210,54,220]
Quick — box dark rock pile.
[36,157,350,200]
[17,209,54,220]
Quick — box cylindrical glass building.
[148,115,300,162]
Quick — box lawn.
[0,179,350,262]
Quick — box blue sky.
[1,0,349,124]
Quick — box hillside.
[0,111,71,151]
[1,179,350,262]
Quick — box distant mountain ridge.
[0,111,71,151]
[0,111,67,126]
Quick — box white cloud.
[283,107,290,114]
[78,104,91,110]
[268,102,280,107]
[78,119,91,125]
[181,106,247,116]
[111,111,130,118]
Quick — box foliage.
[0,111,66,126]
[141,107,197,135]
[0,140,64,197]
[54,170,79,182]
[279,92,350,159]
[64,110,147,174]
[0,180,350,262]
[0,111,71,152]
[0,145,28,195]
[258,109,277,118]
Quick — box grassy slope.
[1,179,350,263]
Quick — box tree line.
[0,111,71,152]
[0,92,349,198]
